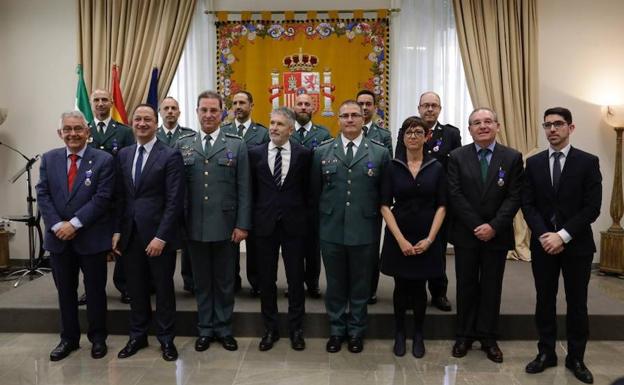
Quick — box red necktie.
[68,154,79,191]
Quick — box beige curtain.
[78,0,196,113]
[453,0,538,261]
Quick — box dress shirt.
[162,124,180,137]
[268,141,291,185]
[200,127,220,152]
[474,141,496,164]
[235,119,251,137]
[295,121,313,136]
[340,132,364,155]
[132,136,157,182]
[51,145,88,231]
[548,143,572,243]
[94,117,112,134]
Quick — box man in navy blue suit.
[37,110,115,361]
[523,107,602,384]
[249,107,312,351]
[113,104,185,361]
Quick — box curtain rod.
[205,9,400,15]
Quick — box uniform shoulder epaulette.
[313,124,329,132]
[180,126,195,132]
[178,132,197,140]
[253,122,267,129]
[319,138,334,146]
[225,132,243,140]
[369,138,385,147]
[444,123,460,132]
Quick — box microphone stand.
[0,141,50,287]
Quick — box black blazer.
[522,147,602,256]
[249,140,312,237]
[395,122,461,170]
[114,140,185,251]
[447,142,523,250]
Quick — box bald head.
[91,89,113,121]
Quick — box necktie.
[134,146,145,186]
[363,126,368,137]
[67,154,79,191]
[552,151,562,188]
[273,147,282,187]
[345,141,354,165]
[166,131,173,145]
[298,127,306,140]
[237,124,245,137]
[204,135,212,155]
[478,148,490,183]
[97,121,105,135]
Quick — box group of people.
[36,87,601,385]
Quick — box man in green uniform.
[175,90,251,352]
[311,100,390,354]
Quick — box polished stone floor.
[0,333,623,385]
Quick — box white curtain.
[390,0,473,145]
[167,0,216,130]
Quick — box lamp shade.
[603,105,624,127]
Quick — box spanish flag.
[110,65,128,124]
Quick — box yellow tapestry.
[216,16,390,136]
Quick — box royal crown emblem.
[283,51,319,72]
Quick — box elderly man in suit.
[36,110,114,361]
[114,104,185,361]
[523,107,601,384]
[249,107,312,351]
[311,100,391,353]
[175,90,251,352]
[395,91,462,312]
[447,107,523,363]
[221,90,268,296]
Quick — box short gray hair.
[271,107,296,128]
[468,107,498,125]
[59,110,87,129]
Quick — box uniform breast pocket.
[217,158,237,181]
[182,155,195,166]
[322,164,337,184]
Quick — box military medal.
[497,167,505,187]
[87,136,93,143]
[226,149,234,166]
[112,138,119,154]
[367,161,375,176]
[311,138,318,148]
[84,169,93,186]
[432,138,442,152]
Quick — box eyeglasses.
[338,113,363,119]
[404,129,426,138]
[470,119,496,127]
[60,126,87,134]
[542,120,567,130]
[419,103,440,110]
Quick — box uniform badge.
[226,149,234,166]
[432,139,442,152]
[84,169,93,186]
[87,136,93,143]
[367,161,375,176]
[112,138,119,154]
[311,138,318,148]
[497,167,505,187]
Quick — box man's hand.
[231,228,248,243]
[55,222,77,241]
[474,223,496,242]
[112,233,121,256]
[145,238,166,257]
[539,232,564,254]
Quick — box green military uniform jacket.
[175,130,252,242]
[291,123,333,150]
[365,122,392,154]
[221,121,269,148]
[157,125,195,147]
[88,119,134,155]
[311,136,390,246]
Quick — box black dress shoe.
[91,341,107,359]
[120,292,131,304]
[195,336,211,352]
[259,331,280,351]
[393,332,406,357]
[482,343,503,363]
[412,334,425,358]
[78,293,87,306]
[452,340,472,358]
[249,287,261,297]
[50,340,79,361]
[307,287,321,299]
[525,353,557,373]
[347,336,364,353]
[431,296,452,311]
[326,335,344,353]
[161,342,178,361]
[117,338,148,359]
[368,295,378,305]
[565,358,594,384]
[218,335,238,351]
[290,330,305,351]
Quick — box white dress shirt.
[94,117,112,134]
[200,127,220,152]
[340,132,364,155]
[235,119,251,137]
[548,143,572,243]
[268,141,291,185]
[295,121,313,137]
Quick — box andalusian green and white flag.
[75,65,93,122]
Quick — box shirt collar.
[364,121,373,130]
[235,119,251,130]
[295,121,312,131]
[341,132,364,148]
[137,136,158,153]
[201,127,221,143]
[474,141,496,153]
[94,117,111,127]
[162,124,179,134]
[549,143,571,157]
[66,145,87,158]
[269,140,291,151]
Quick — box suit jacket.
[156,125,195,147]
[249,140,312,237]
[291,123,333,150]
[114,140,185,251]
[365,123,393,154]
[175,131,252,242]
[311,136,391,246]
[88,119,135,155]
[447,142,523,250]
[36,146,115,254]
[522,147,602,256]
[395,122,461,170]
[221,121,269,148]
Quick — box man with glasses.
[447,107,523,363]
[522,107,601,384]
[311,100,390,354]
[396,91,462,312]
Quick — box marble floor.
[0,332,623,385]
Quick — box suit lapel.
[282,143,298,188]
[100,121,117,144]
[482,144,502,194]
[192,134,207,159]
[333,137,348,167]
[125,144,137,193]
[351,139,368,166]
[244,123,258,144]
[557,146,576,193]
[136,142,162,192]
[55,150,70,199]
[466,146,483,193]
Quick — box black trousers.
[50,245,107,344]
[531,248,592,360]
[393,277,427,334]
[256,221,306,333]
[455,246,507,344]
[123,232,176,344]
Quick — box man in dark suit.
[292,92,333,299]
[36,110,114,361]
[114,104,185,361]
[221,90,269,296]
[85,88,135,305]
[396,91,462,311]
[311,100,391,354]
[249,107,311,351]
[447,107,523,363]
[157,96,196,294]
[522,107,601,384]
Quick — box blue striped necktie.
[274,147,282,187]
